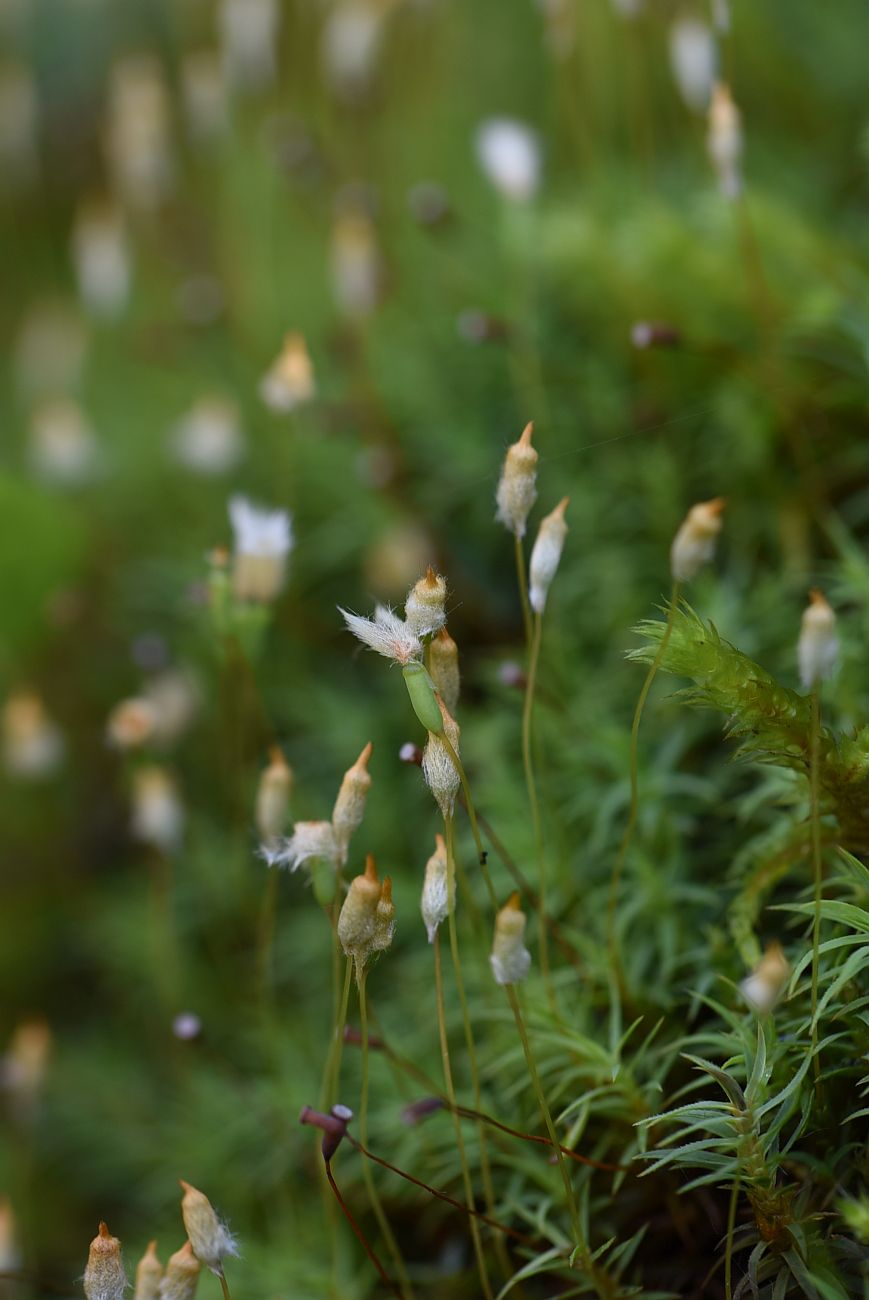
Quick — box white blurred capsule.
[0,62,37,183]
[321,0,387,102]
[476,118,541,202]
[171,396,244,475]
[259,334,315,412]
[14,302,88,398]
[71,199,132,318]
[529,497,569,614]
[707,81,742,200]
[229,496,293,603]
[669,18,716,113]
[106,55,173,209]
[2,692,64,778]
[219,0,279,91]
[490,893,531,986]
[670,498,725,582]
[798,589,838,691]
[331,208,381,319]
[182,50,229,143]
[131,765,184,854]
[29,397,99,486]
[740,941,790,1013]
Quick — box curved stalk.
[324,1160,399,1297]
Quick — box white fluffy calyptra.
[262,819,339,870]
[420,832,453,943]
[529,497,569,614]
[339,604,423,666]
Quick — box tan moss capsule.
[429,627,460,714]
[259,332,316,412]
[495,421,538,538]
[337,854,383,975]
[84,1222,126,1300]
[421,832,454,943]
[707,82,742,199]
[798,589,838,691]
[490,893,531,986]
[158,1241,200,1300]
[331,741,373,864]
[179,1182,237,1276]
[740,940,791,1014]
[404,566,447,638]
[421,699,461,818]
[371,875,396,955]
[133,1240,162,1300]
[255,746,293,849]
[670,497,725,582]
[529,496,569,614]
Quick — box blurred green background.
[1,0,868,1295]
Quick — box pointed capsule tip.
[380,876,393,903]
[364,853,379,882]
[356,740,373,767]
[435,831,446,852]
[518,421,534,446]
[505,891,522,912]
[98,1222,112,1239]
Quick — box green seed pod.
[402,663,444,734]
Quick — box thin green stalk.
[504,985,588,1268]
[809,685,823,1078]
[725,1175,740,1300]
[323,957,353,1110]
[607,583,681,978]
[444,816,512,1283]
[514,531,533,647]
[358,969,415,1297]
[434,932,494,1300]
[438,731,498,912]
[522,609,553,1008]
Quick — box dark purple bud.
[300,1104,353,1162]
[401,1096,444,1127]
